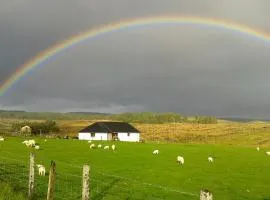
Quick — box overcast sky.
[0,0,270,117]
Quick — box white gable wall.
[118,132,140,142]
[78,133,108,141]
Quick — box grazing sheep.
[23,139,36,147]
[90,144,95,149]
[208,156,214,163]
[0,137,4,141]
[28,139,36,147]
[177,156,184,165]
[88,140,92,143]
[152,149,159,155]
[111,144,116,151]
[266,151,270,156]
[36,164,45,176]
[25,142,32,147]
[35,145,40,150]
[98,144,102,148]
[23,141,31,147]
[104,145,110,150]
[256,147,260,151]
[44,139,47,142]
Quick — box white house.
[78,122,140,142]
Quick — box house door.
[112,132,118,141]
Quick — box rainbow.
[1,15,270,96]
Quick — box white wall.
[78,132,140,142]
[78,133,108,141]
[118,132,140,142]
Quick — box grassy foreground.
[0,182,27,200]
[0,137,269,200]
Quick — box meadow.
[0,137,269,200]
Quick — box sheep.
[44,139,47,142]
[36,164,45,176]
[104,145,110,150]
[208,156,214,163]
[111,144,116,151]
[177,156,184,165]
[35,145,40,150]
[28,139,35,144]
[90,144,95,149]
[0,137,4,141]
[28,139,36,147]
[23,141,32,147]
[98,144,102,148]
[22,139,36,147]
[25,142,32,147]
[256,147,260,151]
[152,149,159,155]
[36,164,43,168]
[88,140,92,143]
[266,151,270,156]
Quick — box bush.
[194,115,217,124]
[114,112,187,124]
[11,120,60,135]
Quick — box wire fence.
[0,151,200,200]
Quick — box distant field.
[57,120,270,146]
[0,137,269,200]
[1,118,270,146]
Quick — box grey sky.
[0,0,270,117]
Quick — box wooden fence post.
[28,152,35,199]
[200,189,213,200]
[47,161,56,200]
[82,164,90,200]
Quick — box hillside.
[0,110,269,146]
[57,120,270,146]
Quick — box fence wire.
[0,152,198,200]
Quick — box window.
[127,133,130,136]
[91,133,95,137]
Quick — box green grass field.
[0,137,269,200]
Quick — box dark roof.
[79,122,140,133]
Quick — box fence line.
[0,151,211,199]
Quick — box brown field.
[1,118,269,146]
[58,120,270,147]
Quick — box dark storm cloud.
[0,0,270,117]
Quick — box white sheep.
[0,137,4,141]
[35,145,40,150]
[177,156,184,165]
[44,139,47,142]
[90,144,95,149]
[256,147,260,151]
[266,151,270,156]
[36,164,45,176]
[104,145,109,150]
[22,139,36,147]
[111,144,116,151]
[152,149,159,155]
[208,156,214,163]
[98,144,102,148]
[88,140,92,143]
[25,141,32,147]
[28,139,36,147]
